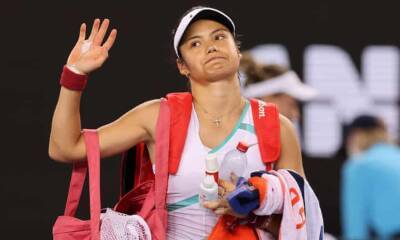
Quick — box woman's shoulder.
[277,113,305,177]
[278,114,299,150]
[121,99,162,136]
[128,99,162,123]
[134,98,162,113]
[278,113,296,132]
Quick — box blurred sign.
[249,44,399,157]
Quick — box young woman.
[49,6,304,239]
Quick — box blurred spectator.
[240,52,318,123]
[341,115,400,239]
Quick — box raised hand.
[66,18,117,75]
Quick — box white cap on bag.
[173,7,236,58]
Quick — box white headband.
[173,7,236,58]
[242,71,318,101]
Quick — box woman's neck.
[190,75,244,117]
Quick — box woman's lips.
[205,56,226,64]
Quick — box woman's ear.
[236,47,242,58]
[176,58,190,77]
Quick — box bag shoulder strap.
[138,98,170,240]
[154,98,170,208]
[118,93,182,197]
[165,92,192,174]
[250,99,281,171]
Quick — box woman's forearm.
[49,86,84,162]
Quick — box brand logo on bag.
[258,101,266,118]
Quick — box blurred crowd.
[240,48,400,240]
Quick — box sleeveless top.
[166,101,266,239]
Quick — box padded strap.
[166,92,192,174]
[250,99,281,170]
[154,99,170,210]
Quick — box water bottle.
[199,175,219,205]
[219,141,249,181]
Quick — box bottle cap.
[236,141,249,152]
[205,153,219,172]
[203,175,217,188]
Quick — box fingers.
[88,19,100,41]
[214,207,229,215]
[204,200,238,216]
[93,18,110,46]
[219,179,235,192]
[230,172,239,185]
[84,18,116,52]
[218,179,229,188]
[203,199,245,217]
[203,200,220,210]
[103,29,117,51]
[203,199,229,209]
[218,186,226,197]
[77,23,86,43]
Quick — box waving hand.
[66,18,117,74]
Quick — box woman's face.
[177,19,240,83]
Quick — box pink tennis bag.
[52,99,170,240]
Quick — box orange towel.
[208,216,259,240]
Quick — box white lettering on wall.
[304,45,399,156]
[249,44,399,157]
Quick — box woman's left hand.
[203,173,246,218]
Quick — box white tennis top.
[166,101,267,239]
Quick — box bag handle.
[62,129,101,240]
[63,161,87,217]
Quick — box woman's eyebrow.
[185,35,201,42]
[210,28,229,35]
[184,28,229,43]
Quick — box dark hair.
[347,115,385,132]
[240,52,289,87]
